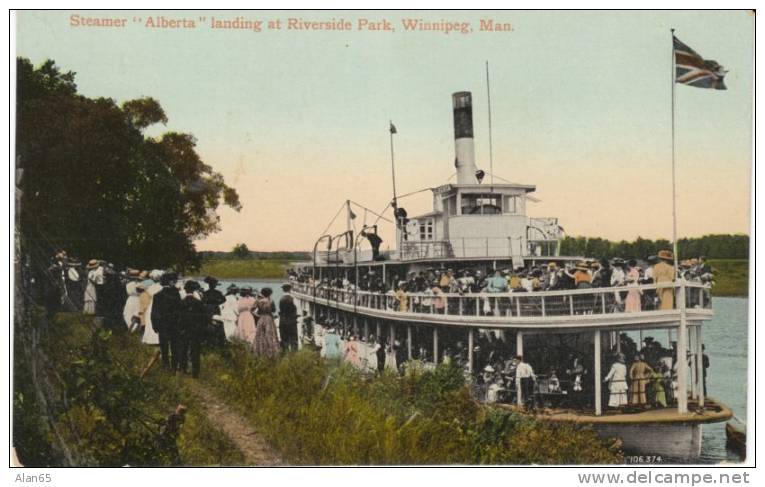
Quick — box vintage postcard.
[11,9,753,472]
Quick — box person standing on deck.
[624,259,642,312]
[629,354,654,406]
[278,283,299,351]
[151,272,181,369]
[702,344,710,396]
[515,355,536,410]
[395,282,408,312]
[252,287,280,358]
[653,250,676,310]
[604,353,628,408]
[362,226,384,261]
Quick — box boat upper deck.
[291,280,714,332]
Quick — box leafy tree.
[232,243,251,259]
[559,234,748,260]
[16,57,241,270]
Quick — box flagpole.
[671,28,679,274]
[389,121,401,256]
[671,27,689,416]
[389,121,398,206]
[486,60,495,187]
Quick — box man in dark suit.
[178,280,207,378]
[202,276,226,347]
[278,284,298,351]
[151,272,181,369]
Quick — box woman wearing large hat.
[220,284,240,341]
[653,250,675,310]
[234,285,257,345]
[604,353,628,408]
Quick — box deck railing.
[292,280,712,320]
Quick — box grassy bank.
[197,258,291,279]
[708,259,749,297]
[199,345,622,465]
[13,311,245,467]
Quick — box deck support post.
[390,323,395,348]
[407,325,413,361]
[468,328,474,376]
[516,331,524,407]
[690,326,698,399]
[696,323,705,407]
[433,327,439,364]
[364,320,369,340]
[376,321,382,341]
[594,330,602,416]
[677,283,689,414]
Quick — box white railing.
[291,280,713,320]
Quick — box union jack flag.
[674,36,727,90]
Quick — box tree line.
[16,58,241,270]
[559,234,749,260]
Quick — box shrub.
[199,347,622,465]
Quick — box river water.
[216,279,749,464]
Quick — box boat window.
[504,195,519,214]
[461,193,502,215]
[445,195,457,216]
[419,219,434,240]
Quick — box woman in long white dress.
[141,272,163,345]
[604,353,629,408]
[123,280,141,331]
[83,260,102,315]
[220,284,240,341]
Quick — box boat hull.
[593,422,702,460]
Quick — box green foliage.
[559,234,749,260]
[232,243,251,259]
[200,347,622,465]
[13,311,245,466]
[197,258,291,279]
[16,57,240,271]
[708,259,749,297]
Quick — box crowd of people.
[289,250,714,316]
[302,311,710,413]
[37,251,301,379]
[37,249,710,414]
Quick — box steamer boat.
[287,91,732,460]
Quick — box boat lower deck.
[497,398,732,425]
[497,398,731,459]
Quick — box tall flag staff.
[670,29,729,274]
[670,28,727,415]
[486,61,495,188]
[389,121,398,209]
[389,121,400,250]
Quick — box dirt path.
[187,381,283,466]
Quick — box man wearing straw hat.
[653,250,676,310]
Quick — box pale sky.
[16,10,753,251]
